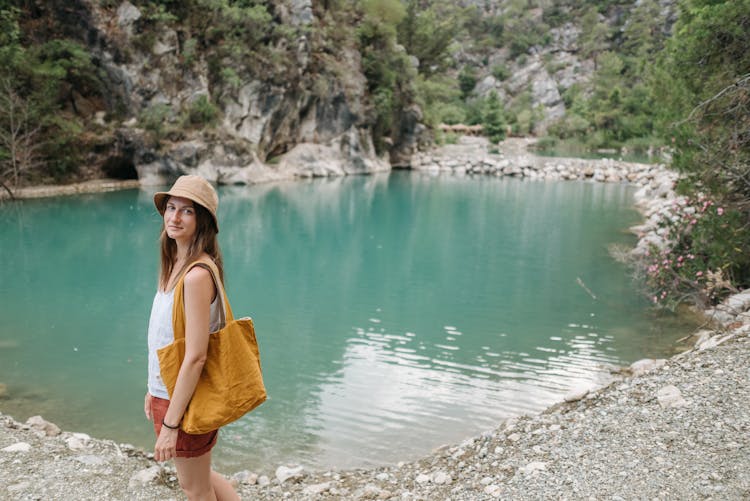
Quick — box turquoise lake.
[0,172,696,472]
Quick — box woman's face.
[164,196,197,244]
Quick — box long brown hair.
[158,200,224,290]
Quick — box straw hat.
[154,175,219,232]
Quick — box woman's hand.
[154,426,179,462]
[144,393,153,421]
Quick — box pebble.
[26,415,61,437]
[128,465,160,487]
[2,442,31,452]
[415,473,430,484]
[656,385,688,408]
[302,481,331,496]
[275,465,304,483]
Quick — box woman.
[145,175,240,501]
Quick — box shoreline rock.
[410,136,672,188]
[0,179,141,201]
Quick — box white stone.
[7,481,31,493]
[26,415,61,437]
[275,465,304,483]
[2,442,31,452]
[520,461,547,474]
[697,333,734,351]
[415,473,430,484]
[484,484,501,497]
[303,482,331,496]
[74,455,108,466]
[564,383,592,402]
[375,472,389,481]
[129,466,160,487]
[257,475,270,486]
[231,470,258,485]
[432,471,451,484]
[359,484,383,499]
[656,385,688,408]
[66,436,88,450]
[629,358,667,377]
[117,1,141,26]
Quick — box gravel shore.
[2,317,748,500]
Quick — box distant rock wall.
[74,0,391,186]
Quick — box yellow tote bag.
[157,259,267,434]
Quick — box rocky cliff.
[59,0,392,186]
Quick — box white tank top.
[147,288,222,399]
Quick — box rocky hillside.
[0,0,679,188]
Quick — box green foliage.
[654,0,750,200]
[482,91,506,143]
[491,64,510,81]
[0,4,105,186]
[636,0,750,305]
[579,6,610,68]
[358,0,416,153]
[415,74,464,126]
[138,103,173,143]
[183,95,219,127]
[397,0,462,76]
[642,196,750,309]
[458,66,477,100]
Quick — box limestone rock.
[302,482,331,496]
[520,461,547,474]
[26,415,61,437]
[415,473,430,484]
[257,475,270,487]
[74,454,108,466]
[66,433,91,450]
[629,358,667,377]
[432,471,452,484]
[2,442,31,452]
[357,483,384,499]
[129,466,160,487]
[656,385,688,408]
[117,1,141,27]
[231,470,258,485]
[275,465,304,483]
[564,383,592,402]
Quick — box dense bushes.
[640,0,750,306]
[0,4,103,188]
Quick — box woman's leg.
[210,470,241,501]
[174,453,216,501]
[174,451,240,501]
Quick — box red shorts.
[150,395,218,458]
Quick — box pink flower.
[690,219,697,225]
[717,207,724,216]
[677,256,684,262]
[696,271,703,277]
[652,296,658,303]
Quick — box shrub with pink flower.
[639,195,749,309]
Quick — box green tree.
[579,6,609,69]
[651,0,750,296]
[483,91,506,143]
